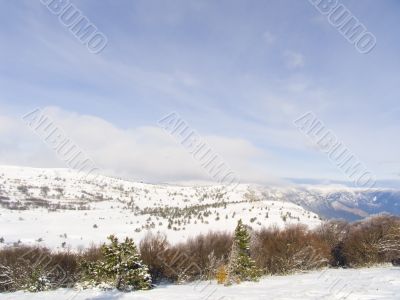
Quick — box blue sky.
[0,0,399,186]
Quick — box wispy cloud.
[284,51,305,69]
[0,106,280,184]
[263,31,276,45]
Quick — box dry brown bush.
[0,246,80,291]
[253,224,330,275]
[314,220,350,266]
[343,215,400,267]
[140,231,232,282]
[139,232,169,282]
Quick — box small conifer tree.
[226,220,261,284]
[26,269,51,292]
[81,235,152,291]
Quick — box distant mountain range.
[262,186,400,221]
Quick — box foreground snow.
[1,266,399,300]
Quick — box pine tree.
[26,271,51,292]
[81,235,152,291]
[226,220,261,284]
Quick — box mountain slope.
[1,166,399,249]
[0,166,321,249]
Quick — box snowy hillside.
[1,266,399,300]
[0,166,321,249]
[1,166,399,250]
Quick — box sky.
[0,0,399,186]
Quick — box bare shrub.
[343,215,400,267]
[314,220,349,267]
[253,225,330,275]
[140,231,232,283]
[185,231,232,277]
[139,232,169,282]
[0,246,77,292]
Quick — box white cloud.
[284,51,305,69]
[0,107,280,185]
[263,31,276,45]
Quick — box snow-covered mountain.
[257,186,400,221]
[0,166,399,249]
[0,166,321,249]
